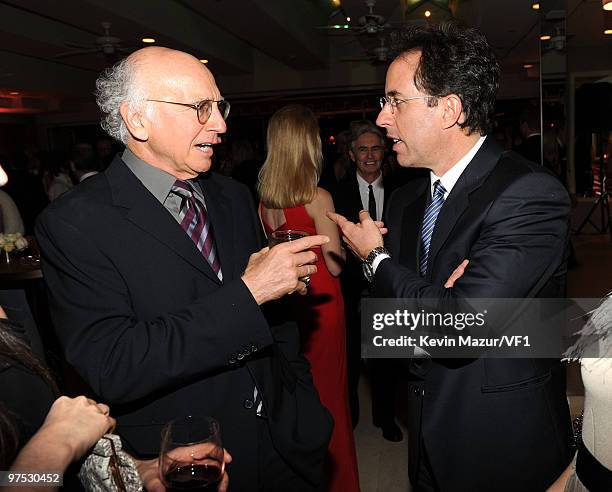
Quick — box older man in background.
[36,47,332,491]
[334,120,402,441]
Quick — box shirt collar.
[356,171,383,190]
[122,148,177,205]
[430,135,486,197]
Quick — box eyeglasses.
[146,98,230,124]
[379,95,435,114]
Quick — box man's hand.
[327,210,387,261]
[444,260,469,288]
[242,235,329,305]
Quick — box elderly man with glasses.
[35,47,333,492]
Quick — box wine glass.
[268,230,311,286]
[268,229,309,247]
[159,415,224,490]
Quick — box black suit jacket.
[35,156,332,489]
[374,138,573,491]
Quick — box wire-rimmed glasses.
[379,95,435,114]
[147,99,230,124]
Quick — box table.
[0,255,42,285]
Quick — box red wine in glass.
[164,462,222,490]
[160,415,224,491]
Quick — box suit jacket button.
[413,386,423,396]
[243,399,254,409]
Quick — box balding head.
[96,47,216,144]
[96,46,227,179]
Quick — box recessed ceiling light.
[142,37,156,44]
[9,91,19,96]
[331,0,341,6]
[523,63,534,69]
[333,24,341,29]
[540,34,551,41]
[346,16,351,22]
[605,29,612,35]
[425,10,431,17]
[531,2,540,10]
[199,59,209,64]
[604,0,612,11]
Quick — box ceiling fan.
[341,36,393,64]
[55,22,132,59]
[317,0,393,36]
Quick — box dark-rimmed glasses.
[379,95,435,114]
[147,99,230,124]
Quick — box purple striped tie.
[172,180,222,279]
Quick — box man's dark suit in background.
[334,169,401,438]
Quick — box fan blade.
[55,48,101,58]
[63,41,94,50]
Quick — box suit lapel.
[396,180,428,269]
[426,138,504,274]
[198,175,235,281]
[106,157,222,284]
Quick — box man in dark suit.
[333,120,402,441]
[36,47,332,491]
[330,23,573,491]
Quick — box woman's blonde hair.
[258,104,322,209]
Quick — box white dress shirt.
[356,172,384,222]
[372,135,487,275]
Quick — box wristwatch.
[362,246,390,283]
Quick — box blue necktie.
[419,180,447,276]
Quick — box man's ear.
[348,149,356,163]
[119,102,148,141]
[441,94,464,130]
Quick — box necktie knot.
[172,179,196,200]
[433,180,446,198]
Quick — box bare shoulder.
[313,187,334,208]
[305,188,335,219]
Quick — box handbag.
[79,434,143,492]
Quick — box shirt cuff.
[371,254,391,274]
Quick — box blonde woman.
[258,104,359,492]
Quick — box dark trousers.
[412,441,440,492]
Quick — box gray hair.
[349,120,385,152]
[95,57,147,144]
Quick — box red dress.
[260,203,360,492]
